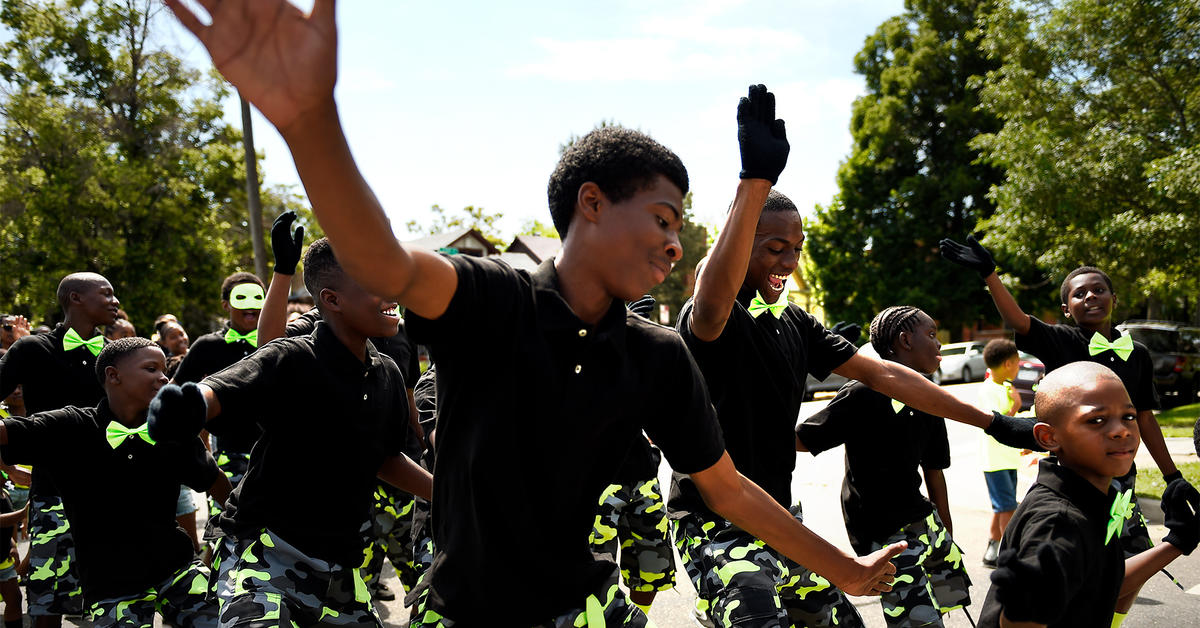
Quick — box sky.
[162,0,908,240]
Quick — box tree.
[0,0,269,336]
[515,218,559,240]
[404,204,505,248]
[972,0,1200,323]
[806,0,1005,334]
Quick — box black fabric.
[0,492,13,558]
[796,380,950,549]
[0,324,106,498]
[202,322,408,567]
[1017,316,1159,412]
[405,256,725,624]
[284,308,320,337]
[612,436,659,484]
[978,460,1124,627]
[287,308,419,384]
[172,326,261,454]
[671,286,856,516]
[1,401,218,602]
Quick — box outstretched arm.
[167,0,458,319]
[378,454,433,501]
[689,452,902,596]
[940,236,1031,334]
[687,84,789,341]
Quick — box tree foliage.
[806,0,1004,334]
[0,0,284,335]
[404,204,506,248]
[972,0,1200,322]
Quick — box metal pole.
[240,93,268,280]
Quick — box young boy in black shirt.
[148,238,432,626]
[977,361,1197,627]
[0,337,229,628]
[165,5,907,623]
[0,271,120,627]
[797,306,970,627]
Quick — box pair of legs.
[25,495,83,628]
[590,462,675,610]
[984,469,1018,566]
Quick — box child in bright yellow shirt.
[978,339,1025,567]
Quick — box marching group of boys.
[0,2,1197,627]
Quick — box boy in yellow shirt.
[978,339,1026,567]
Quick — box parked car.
[1115,320,1200,408]
[1011,351,1044,412]
[935,341,988,384]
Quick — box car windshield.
[941,347,966,356]
[1125,328,1178,353]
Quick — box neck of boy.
[1078,320,1113,339]
[108,395,149,429]
[554,252,615,325]
[990,373,1007,385]
[63,313,99,339]
[324,317,370,362]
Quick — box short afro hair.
[1059,266,1113,305]
[762,189,799,215]
[56,272,110,311]
[302,238,346,298]
[869,306,926,358]
[983,339,1018,369]
[221,272,264,302]
[95,337,160,383]
[546,126,688,238]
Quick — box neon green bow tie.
[224,328,258,348]
[63,328,103,356]
[1106,488,1134,545]
[1088,332,1133,361]
[891,399,905,413]
[105,421,155,449]
[747,289,788,319]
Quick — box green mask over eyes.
[229,283,265,311]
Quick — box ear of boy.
[147,382,206,444]
[1032,422,1058,452]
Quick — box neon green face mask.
[229,283,265,311]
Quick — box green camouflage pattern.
[864,511,970,628]
[411,497,434,580]
[207,452,250,516]
[214,529,382,627]
[88,560,217,628]
[26,494,84,616]
[589,474,674,593]
[362,480,419,593]
[673,507,863,628]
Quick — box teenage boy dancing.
[165,2,912,624]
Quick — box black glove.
[830,321,862,344]
[938,235,995,278]
[627,295,656,318]
[737,84,789,185]
[1162,477,1200,555]
[985,412,1043,451]
[147,383,207,444]
[271,210,305,275]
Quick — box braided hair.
[869,306,925,359]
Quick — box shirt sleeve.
[171,436,222,492]
[0,336,32,400]
[796,382,861,455]
[921,416,951,471]
[991,509,1087,625]
[406,256,521,346]
[641,334,725,475]
[1,410,80,466]
[385,362,409,458]
[1015,315,1069,367]
[1129,344,1161,412]
[802,312,858,381]
[201,340,289,432]
[285,310,319,337]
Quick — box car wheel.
[962,367,972,383]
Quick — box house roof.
[507,235,562,263]
[405,228,501,256]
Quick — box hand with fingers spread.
[271,210,306,275]
[939,234,996,278]
[164,0,338,133]
[737,84,790,185]
[839,541,904,596]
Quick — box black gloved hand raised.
[938,235,995,278]
[271,210,305,275]
[737,84,789,185]
[627,295,656,318]
[830,321,862,344]
[1162,477,1200,555]
[985,412,1043,451]
[147,383,207,444]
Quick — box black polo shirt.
[0,324,106,497]
[202,321,408,567]
[406,256,725,624]
[796,380,951,550]
[671,287,857,517]
[1,401,219,602]
[1018,316,1159,412]
[978,460,1124,627]
[288,308,420,384]
[172,326,261,454]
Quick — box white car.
[935,341,988,384]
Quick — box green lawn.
[1137,460,1200,499]
[1157,402,1200,438]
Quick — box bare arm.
[1122,543,1182,597]
[0,504,27,528]
[257,271,293,345]
[834,353,994,429]
[207,471,233,508]
[688,180,772,341]
[984,273,1032,335]
[689,452,902,596]
[378,454,433,501]
[923,467,952,537]
[1136,409,1178,476]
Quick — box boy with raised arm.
[166,2,906,624]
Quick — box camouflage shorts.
[409,565,650,627]
[89,560,217,628]
[864,511,971,628]
[363,481,419,593]
[1114,465,1153,557]
[208,452,251,516]
[590,474,675,593]
[214,529,382,627]
[411,497,435,581]
[673,507,863,628]
[26,494,84,616]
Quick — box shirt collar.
[1035,458,1115,521]
[312,320,382,376]
[735,284,758,309]
[530,259,628,345]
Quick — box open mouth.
[381,304,400,319]
[767,274,787,292]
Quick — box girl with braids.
[797,306,972,628]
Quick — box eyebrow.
[654,202,681,222]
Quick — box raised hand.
[938,235,996,278]
[147,383,207,444]
[737,84,789,185]
[271,210,306,275]
[165,0,338,133]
